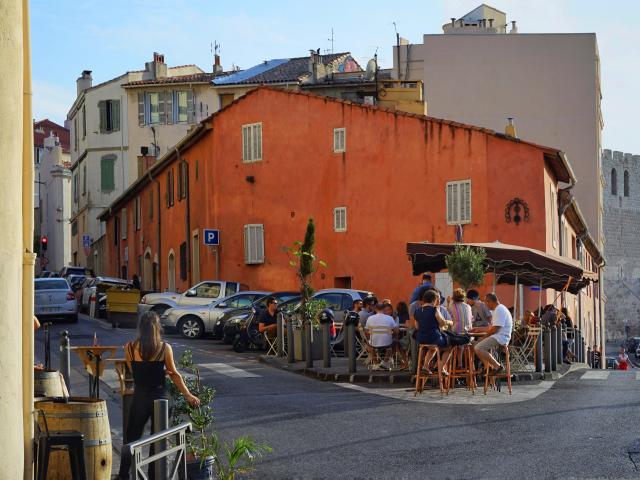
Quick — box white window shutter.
[158,92,166,124]
[256,124,262,159]
[256,225,264,263]
[187,91,195,123]
[244,225,249,263]
[98,100,106,133]
[463,181,471,222]
[138,93,145,125]
[166,91,173,124]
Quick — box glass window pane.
[178,91,188,122]
[149,93,160,124]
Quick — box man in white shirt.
[472,293,513,373]
[365,304,398,366]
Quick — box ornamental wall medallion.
[505,198,530,225]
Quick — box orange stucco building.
[99,86,604,349]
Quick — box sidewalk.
[258,354,583,384]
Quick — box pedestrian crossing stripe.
[580,370,610,380]
[199,363,260,378]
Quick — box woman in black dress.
[118,311,200,479]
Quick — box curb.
[258,355,554,385]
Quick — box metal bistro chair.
[508,326,541,373]
[35,409,87,480]
[366,326,395,371]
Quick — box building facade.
[99,87,604,350]
[602,149,640,341]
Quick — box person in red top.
[616,347,632,370]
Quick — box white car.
[34,278,78,323]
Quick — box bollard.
[304,319,313,369]
[44,322,51,370]
[286,316,294,364]
[319,309,333,369]
[59,330,71,394]
[276,312,284,357]
[543,327,552,373]
[557,324,564,365]
[587,347,592,368]
[535,330,543,372]
[581,337,586,365]
[344,311,359,374]
[576,330,582,363]
[153,399,169,479]
[550,325,558,371]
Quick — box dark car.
[221,292,301,344]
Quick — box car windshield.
[35,280,70,291]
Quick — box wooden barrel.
[34,397,112,480]
[34,369,65,397]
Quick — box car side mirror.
[218,302,227,308]
[185,289,197,297]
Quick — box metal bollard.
[576,330,582,363]
[304,319,313,369]
[321,322,331,368]
[557,324,564,365]
[581,338,586,365]
[59,330,71,394]
[550,325,558,371]
[344,311,359,374]
[535,330,543,372]
[276,313,284,357]
[44,322,51,370]
[543,327,552,373]
[286,316,294,364]
[153,399,169,479]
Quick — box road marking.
[200,363,260,378]
[581,370,610,380]
[100,369,121,392]
[636,372,640,381]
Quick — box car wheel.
[223,333,235,345]
[233,335,247,353]
[151,305,170,316]
[68,314,78,323]
[178,316,205,340]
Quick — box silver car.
[160,291,269,339]
[34,278,78,323]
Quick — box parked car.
[219,292,301,344]
[67,274,87,292]
[39,270,53,278]
[635,347,640,360]
[138,281,248,317]
[34,278,78,323]
[59,266,92,278]
[160,291,269,339]
[80,276,130,314]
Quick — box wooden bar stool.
[448,344,476,394]
[484,344,512,395]
[414,344,450,396]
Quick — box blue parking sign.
[203,229,220,246]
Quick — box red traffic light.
[41,236,48,251]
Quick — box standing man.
[467,289,492,327]
[472,293,513,372]
[258,297,279,338]
[410,274,433,303]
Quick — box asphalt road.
[35,314,640,480]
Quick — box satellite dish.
[365,59,377,80]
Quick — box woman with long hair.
[118,311,200,479]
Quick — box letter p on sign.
[203,229,220,246]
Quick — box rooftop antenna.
[327,28,334,54]
[393,22,401,79]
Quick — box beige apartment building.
[392,4,604,249]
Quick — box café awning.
[407,241,596,294]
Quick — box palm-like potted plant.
[169,350,271,479]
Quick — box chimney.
[145,52,167,79]
[213,53,223,74]
[76,70,92,96]
[505,117,518,138]
[488,19,494,28]
[451,18,456,27]
[509,20,518,34]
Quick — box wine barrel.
[33,369,66,397]
[34,397,112,480]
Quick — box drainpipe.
[147,169,161,290]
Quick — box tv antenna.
[210,41,220,55]
[327,28,334,54]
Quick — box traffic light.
[41,236,48,251]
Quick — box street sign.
[203,229,220,246]
[83,234,91,256]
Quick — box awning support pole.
[492,268,497,292]
[513,273,518,323]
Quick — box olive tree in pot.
[444,244,487,290]
[170,350,271,479]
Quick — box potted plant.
[444,244,487,290]
[291,298,329,361]
[169,350,271,479]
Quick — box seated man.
[258,297,279,339]
[365,303,398,366]
[471,293,513,374]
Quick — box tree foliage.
[445,245,487,290]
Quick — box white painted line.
[581,370,610,380]
[635,372,640,381]
[200,362,260,378]
[100,369,121,392]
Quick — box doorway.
[167,250,176,292]
[143,250,152,291]
[192,231,200,284]
[334,276,352,289]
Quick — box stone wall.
[602,149,640,341]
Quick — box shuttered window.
[166,169,175,208]
[134,197,141,231]
[98,100,120,133]
[242,123,262,163]
[82,105,86,139]
[100,155,116,192]
[333,207,347,232]
[446,180,471,225]
[244,224,265,264]
[165,91,173,124]
[82,164,87,195]
[177,162,188,200]
[333,128,346,153]
[148,189,154,219]
[149,93,160,124]
[121,208,127,240]
[179,242,188,281]
[138,93,145,125]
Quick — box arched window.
[167,250,176,292]
[611,168,617,195]
[624,170,630,197]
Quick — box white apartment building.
[392,4,604,250]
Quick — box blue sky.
[32,0,640,152]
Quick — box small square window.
[334,207,347,232]
[446,180,471,225]
[333,128,346,153]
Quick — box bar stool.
[35,410,87,480]
[484,344,512,395]
[448,344,476,394]
[414,344,450,396]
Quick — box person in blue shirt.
[410,274,433,303]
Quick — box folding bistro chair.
[264,333,278,356]
[366,326,394,371]
[508,326,541,373]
